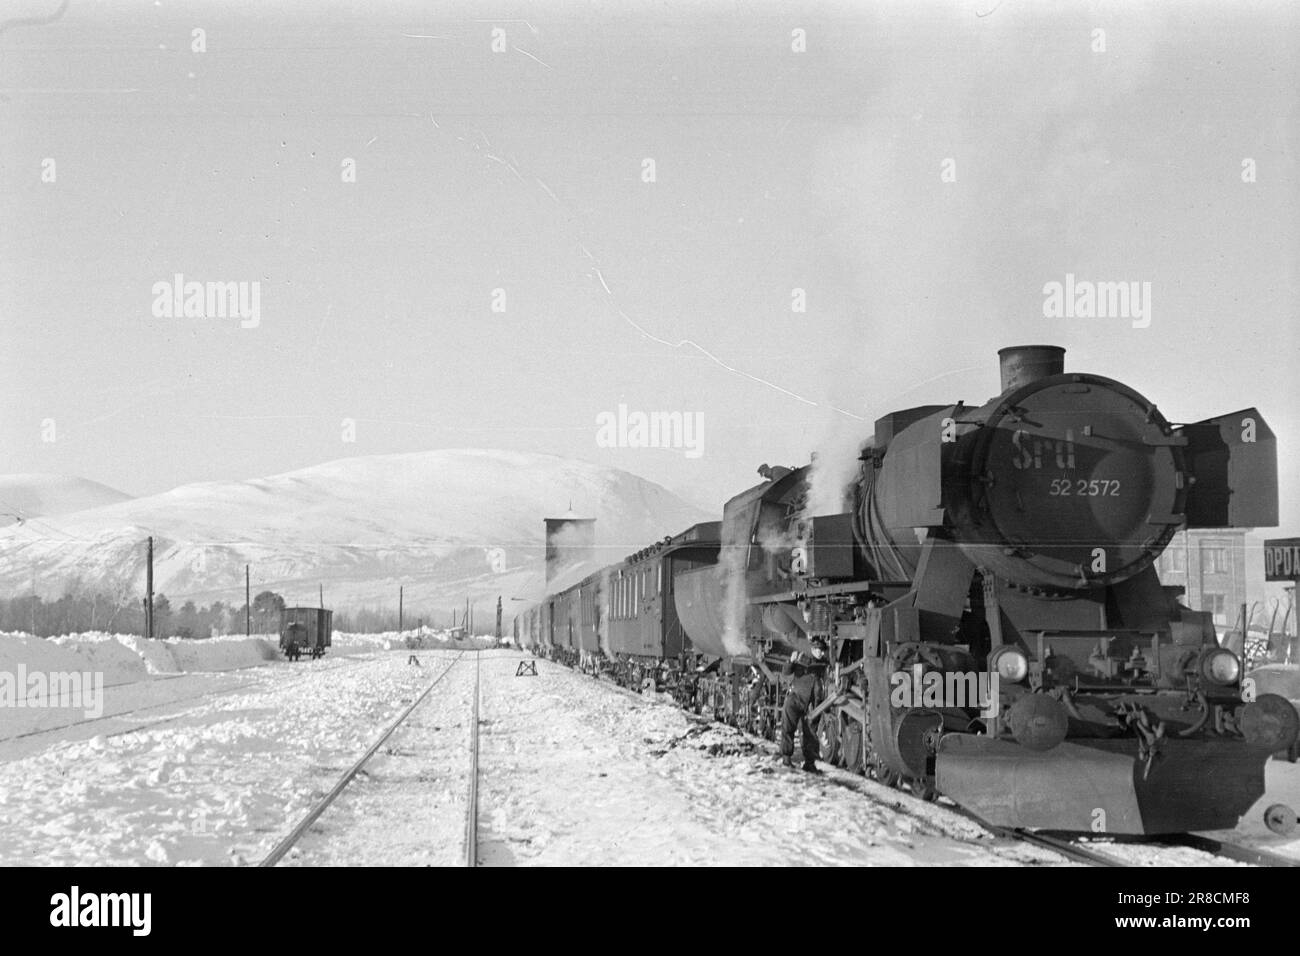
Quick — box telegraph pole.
[319,583,324,609]
[245,564,251,637]
[496,596,502,642]
[399,586,404,634]
[146,536,154,640]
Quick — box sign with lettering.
[1264,538,1300,581]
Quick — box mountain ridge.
[0,449,711,613]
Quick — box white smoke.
[806,417,871,519]
[717,504,751,658]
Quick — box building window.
[1203,592,1227,623]
[1201,545,1229,574]
[1161,548,1186,573]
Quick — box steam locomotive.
[518,346,1299,834]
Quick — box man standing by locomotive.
[780,637,827,771]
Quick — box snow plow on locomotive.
[522,346,1298,835]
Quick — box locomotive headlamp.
[990,646,1029,683]
[1199,648,1241,686]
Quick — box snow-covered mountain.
[0,450,710,613]
[0,475,131,527]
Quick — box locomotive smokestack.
[998,345,1065,393]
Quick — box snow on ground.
[474,654,1061,866]
[0,652,433,865]
[2,640,1297,866]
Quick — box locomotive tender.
[520,346,1299,834]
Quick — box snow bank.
[0,631,281,681]
[0,629,480,688]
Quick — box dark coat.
[782,657,825,709]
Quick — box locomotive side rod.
[259,651,466,867]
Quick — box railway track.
[259,651,474,867]
[1128,833,1298,868]
[843,758,1300,868]
[940,803,1298,868]
[464,650,481,868]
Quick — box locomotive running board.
[935,734,1269,835]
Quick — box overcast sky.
[2,0,1297,528]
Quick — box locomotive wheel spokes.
[818,713,842,766]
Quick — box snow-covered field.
[2,634,1299,866]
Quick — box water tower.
[544,507,596,589]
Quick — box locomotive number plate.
[1048,478,1121,497]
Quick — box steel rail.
[259,652,465,867]
[464,650,481,867]
[1155,833,1299,868]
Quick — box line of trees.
[0,589,286,639]
[0,588,453,638]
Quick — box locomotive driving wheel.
[817,712,842,767]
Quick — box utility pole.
[399,585,404,634]
[146,536,154,640]
[319,583,324,609]
[496,596,502,642]
[245,564,251,637]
